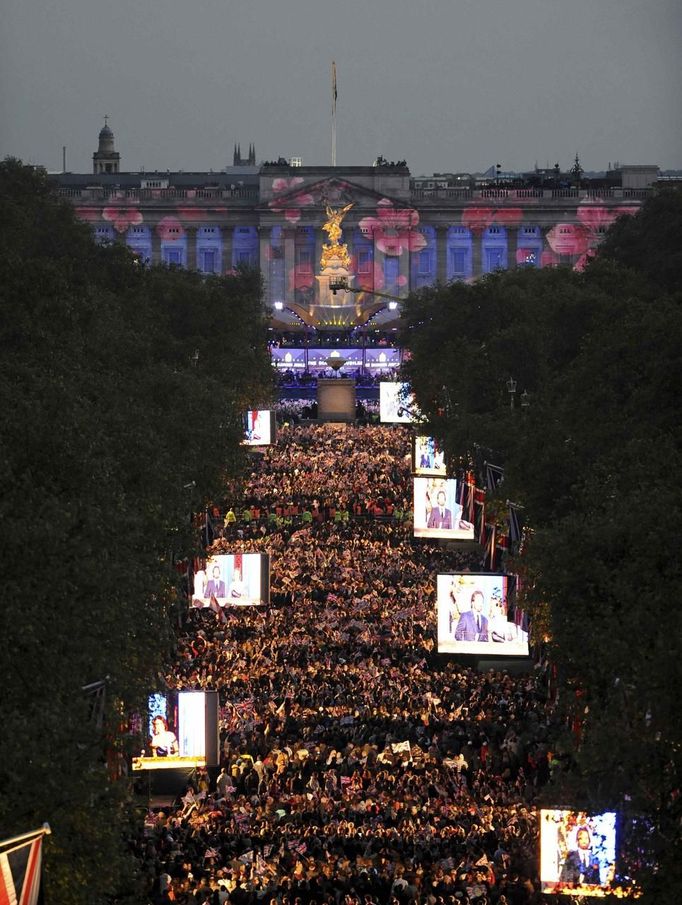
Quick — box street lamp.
[506,376,517,409]
[520,390,530,409]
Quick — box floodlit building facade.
[51,121,656,329]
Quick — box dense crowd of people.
[134,425,560,905]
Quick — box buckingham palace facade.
[51,123,654,330]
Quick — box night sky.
[2,0,680,175]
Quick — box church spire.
[232,142,256,167]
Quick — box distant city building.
[53,121,660,330]
[233,143,256,167]
[92,117,120,175]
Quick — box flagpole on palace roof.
[0,824,51,850]
[332,61,337,167]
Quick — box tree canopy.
[399,188,682,900]
[0,159,275,902]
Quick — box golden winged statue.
[322,202,354,246]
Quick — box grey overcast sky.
[1,0,680,175]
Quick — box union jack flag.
[0,829,46,905]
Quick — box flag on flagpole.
[331,61,338,165]
[508,502,523,545]
[485,462,504,492]
[0,829,46,905]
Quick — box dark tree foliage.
[0,159,275,903]
[399,188,682,901]
[596,188,682,295]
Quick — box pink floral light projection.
[492,208,523,228]
[577,204,619,233]
[573,248,597,272]
[75,207,102,223]
[359,200,427,256]
[461,206,493,232]
[577,203,639,232]
[102,207,143,233]
[516,247,539,266]
[461,207,524,232]
[272,177,304,194]
[353,260,385,293]
[541,205,640,271]
[287,264,315,293]
[541,249,561,268]
[546,223,591,258]
[156,216,185,241]
[269,177,315,225]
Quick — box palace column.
[314,222,324,273]
[541,223,554,268]
[398,236,410,294]
[151,223,161,265]
[222,224,233,273]
[506,226,518,271]
[343,223,354,269]
[283,227,296,306]
[472,231,482,279]
[372,228,381,294]
[436,225,448,284]
[259,226,272,300]
[185,226,197,270]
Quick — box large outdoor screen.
[271,346,401,374]
[436,573,529,655]
[192,553,270,607]
[379,382,421,424]
[540,809,618,896]
[132,690,219,770]
[413,434,447,477]
[242,409,275,446]
[413,477,474,540]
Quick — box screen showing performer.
[242,409,274,446]
[436,573,529,656]
[413,477,474,540]
[149,715,178,757]
[413,435,447,477]
[380,382,421,424]
[191,553,269,607]
[540,809,618,896]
